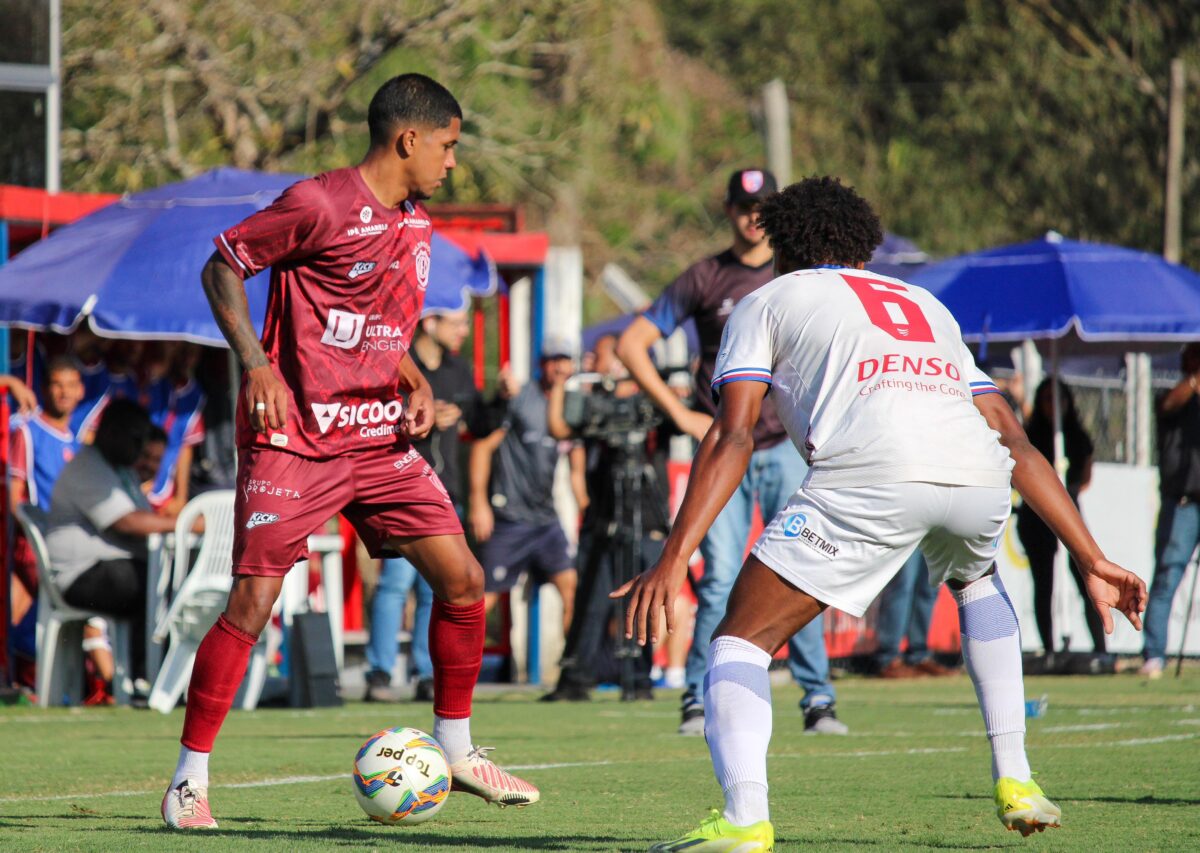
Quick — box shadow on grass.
[795,837,1006,851]
[941,791,1200,806]
[1056,794,1200,807]
[123,826,637,849]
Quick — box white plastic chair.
[147,490,268,714]
[15,503,133,707]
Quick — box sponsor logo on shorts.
[244,479,303,500]
[246,512,280,529]
[413,241,431,291]
[780,512,839,559]
[348,261,377,279]
[422,463,453,504]
[393,447,422,471]
[782,513,808,537]
[269,432,289,447]
[310,399,406,437]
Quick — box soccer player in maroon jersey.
[161,74,539,830]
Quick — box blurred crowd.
[5,175,1199,710]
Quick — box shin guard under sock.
[954,573,1031,781]
[430,599,484,721]
[180,614,257,752]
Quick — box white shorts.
[750,482,1011,617]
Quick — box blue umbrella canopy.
[909,232,1200,348]
[0,167,495,344]
[865,232,928,280]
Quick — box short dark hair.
[43,355,82,384]
[757,176,883,270]
[93,399,152,469]
[367,73,462,147]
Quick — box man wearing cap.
[617,169,846,735]
[468,336,586,633]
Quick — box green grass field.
[1,673,1197,852]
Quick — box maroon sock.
[430,599,484,719]
[180,614,257,752]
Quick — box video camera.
[562,373,662,445]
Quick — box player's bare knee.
[438,560,484,604]
[224,576,281,636]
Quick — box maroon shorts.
[233,445,462,576]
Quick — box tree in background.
[59,0,1200,310]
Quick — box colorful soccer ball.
[352,726,452,824]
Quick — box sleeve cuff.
[213,233,253,280]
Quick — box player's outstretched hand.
[1084,558,1147,634]
[611,557,687,646]
[246,365,288,432]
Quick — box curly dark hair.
[757,176,883,271]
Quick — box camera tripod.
[555,425,665,699]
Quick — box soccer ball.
[352,726,452,824]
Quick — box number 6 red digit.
[841,274,935,343]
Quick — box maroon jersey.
[214,167,433,458]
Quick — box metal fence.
[1005,370,1180,465]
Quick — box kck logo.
[321,309,365,349]
[360,206,373,224]
[348,261,377,279]
[246,512,280,529]
[311,402,342,434]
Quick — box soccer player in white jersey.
[615,177,1148,852]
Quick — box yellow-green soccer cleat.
[649,809,774,852]
[995,777,1061,836]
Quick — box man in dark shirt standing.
[617,169,845,735]
[1141,342,1200,677]
[364,308,491,702]
[469,340,586,634]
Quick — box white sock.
[665,666,686,689]
[433,716,472,764]
[953,572,1031,782]
[171,746,210,789]
[704,635,773,827]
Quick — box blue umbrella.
[910,232,1197,648]
[865,232,928,281]
[0,167,495,344]
[910,232,1200,350]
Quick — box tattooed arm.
[201,251,286,432]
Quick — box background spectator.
[1140,343,1200,678]
[46,400,180,687]
[469,341,585,633]
[1016,378,1107,660]
[7,357,85,692]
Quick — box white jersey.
[712,267,1013,489]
